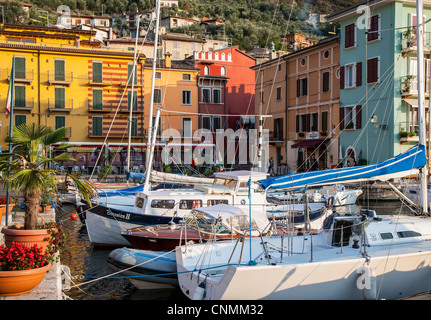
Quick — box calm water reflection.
[56,200,417,300]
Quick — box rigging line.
[88,20,155,180]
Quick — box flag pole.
[5,57,15,226]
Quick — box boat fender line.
[356,264,377,300]
[193,281,206,300]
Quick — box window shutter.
[323,72,330,92]
[93,117,102,136]
[55,87,65,108]
[340,108,345,130]
[128,91,138,110]
[356,62,362,86]
[14,86,26,107]
[14,57,26,79]
[93,90,103,110]
[55,116,65,130]
[367,58,379,83]
[92,62,102,83]
[367,15,379,41]
[340,66,345,89]
[296,79,300,97]
[356,105,362,129]
[303,78,308,96]
[128,64,137,84]
[296,115,300,132]
[306,113,310,132]
[54,60,65,81]
[322,111,328,131]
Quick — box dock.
[0,207,63,300]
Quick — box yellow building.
[0,24,199,172]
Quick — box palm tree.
[0,123,96,230]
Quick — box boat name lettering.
[107,211,131,220]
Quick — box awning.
[291,139,325,148]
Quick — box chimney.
[164,52,172,68]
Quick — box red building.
[190,46,256,132]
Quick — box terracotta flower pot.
[0,204,15,217]
[0,262,51,296]
[1,226,52,253]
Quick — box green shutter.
[14,57,26,79]
[93,89,103,110]
[55,87,65,108]
[93,117,103,136]
[55,116,65,130]
[128,91,137,110]
[14,86,26,107]
[131,118,138,136]
[15,115,26,126]
[54,60,65,81]
[127,64,137,84]
[92,62,103,83]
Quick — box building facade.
[328,0,431,165]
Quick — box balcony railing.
[47,71,73,85]
[14,97,34,111]
[49,126,72,139]
[2,68,34,83]
[88,125,145,137]
[401,30,431,53]
[87,99,143,112]
[48,99,73,112]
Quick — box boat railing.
[227,229,271,266]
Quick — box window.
[14,57,26,79]
[300,58,306,66]
[92,116,103,136]
[213,89,221,104]
[55,116,65,130]
[296,114,308,132]
[182,90,192,105]
[323,50,330,59]
[152,116,162,137]
[297,78,308,97]
[130,117,138,136]
[311,113,318,131]
[213,116,221,131]
[182,73,191,81]
[207,199,228,206]
[367,57,380,84]
[345,23,356,48]
[153,88,162,104]
[274,118,283,140]
[55,87,65,108]
[182,118,192,138]
[14,85,26,107]
[367,14,380,42]
[93,89,103,110]
[155,71,162,79]
[202,88,211,103]
[220,66,226,76]
[150,199,175,209]
[179,200,202,209]
[345,64,355,88]
[397,230,422,238]
[276,86,282,100]
[128,64,137,84]
[92,61,103,83]
[259,90,264,104]
[15,114,26,126]
[54,59,65,81]
[321,111,328,132]
[340,105,362,130]
[202,116,211,130]
[204,66,209,75]
[322,72,330,92]
[380,232,393,240]
[128,91,138,110]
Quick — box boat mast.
[146,0,161,169]
[126,15,141,173]
[144,108,161,192]
[417,0,428,214]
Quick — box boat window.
[213,178,236,188]
[207,199,228,206]
[179,200,202,209]
[380,232,393,240]
[150,200,175,209]
[135,197,144,208]
[397,230,422,238]
[238,182,248,193]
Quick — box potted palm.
[0,124,96,252]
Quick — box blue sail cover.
[97,184,143,197]
[259,144,427,191]
[126,171,145,181]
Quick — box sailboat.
[175,3,431,300]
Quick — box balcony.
[88,74,112,86]
[88,125,145,138]
[401,30,431,56]
[119,74,143,87]
[49,126,72,139]
[48,99,73,113]
[13,97,34,111]
[400,75,430,98]
[88,99,143,113]
[6,69,34,84]
[399,121,425,143]
[47,71,73,86]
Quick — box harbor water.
[57,200,415,300]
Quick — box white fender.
[193,282,206,300]
[356,265,377,300]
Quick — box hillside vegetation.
[4,0,363,50]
